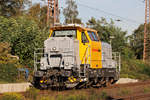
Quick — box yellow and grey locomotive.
[32,24,121,89]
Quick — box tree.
[129,24,150,60]
[63,0,82,24]
[27,3,47,29]
[0,42,18,64]
[0,0,31,17]
[129,24,144,59]
[0,16,49,65]
[0,42,19,83]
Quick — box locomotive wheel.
[76,82,86,89]
[104,78,114,87]
[32,77,43,89]
[105,81,111,87]
[39,84,48,89]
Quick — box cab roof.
[50,24,97,33]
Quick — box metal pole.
[47,0,50,25]
[119,53,121,72]
[50,0,53,17]
[71,0,73,23]
[54,0,56,25]
[143,0,148,61]
[149,0,150,22]
[47,0,59,26]
[56,0,59,23]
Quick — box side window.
[82,32,89,43]
[51,32,55,37]
[88,31,99,41]
[87,31,94,41]
[91,32,99,41]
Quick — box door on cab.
[80,31,90,65]
[87,31,102,69]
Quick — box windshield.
[52,30,76,38]
[88,31,99,41]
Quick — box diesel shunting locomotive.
[32,24,121,89]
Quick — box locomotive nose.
[49,54,62,68]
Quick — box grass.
[0,87,110,100]
[25,87,40,100]
[118,88,131,96]
[0,93,25,100]
[40,96,52,100]
[100,91,108,100]
[143,86,150,93]
[120,58,150,80]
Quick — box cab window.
[88,31,99,41]
[51,30,76,38]
[82,32,89,43]
[87,31,94,41]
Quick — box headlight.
[52,47,56,51]
[65,63,69,66]
[41,63,44,66]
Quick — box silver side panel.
[102,42,116,68]
[74,40,81,68]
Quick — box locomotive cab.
[33,24,120,89]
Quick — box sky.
[32,0,145,35]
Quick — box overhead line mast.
[144,0,150,62]
[47,0,59,27]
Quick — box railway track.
[1,81,150,100]
[102,80,150,90]
[114,93,150,100]
[105,80,150,100]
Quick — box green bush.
[25,87,40,100]
[120,59,150,80]
[0,16,49,66]
[1,93,24,100]
[0,63,18,83]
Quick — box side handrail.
[112,52,121,73]
[81,45,91,65]
[80,45,91,77]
